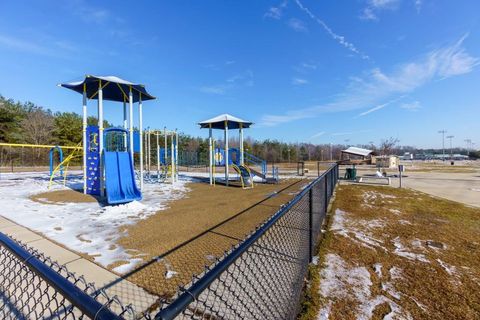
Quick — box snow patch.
[319,254,410,320]
[392,237,429,263]
[331,209,387,251]
[0,171,190,273]
[436,259,457,276]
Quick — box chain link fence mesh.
[0,164,338,320]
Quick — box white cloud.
[400,101,421,111]
[199,85,228,95]
[357,96,404,116]
[331,130,372,136]
[370,0,399,9]
[301,62,317,70]
[264,0,288,19]
[200,70,254,94]
[287,18,308,32]
[0,33,78,58]
[294,0,369,60]
[311,131,326,138]
[360,0,400,21]
[360,8,378,21]
[259,35,478,126]
[414,0,423,12]
[292,78,308,85]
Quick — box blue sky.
[0,0,479,148]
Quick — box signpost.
[398,164,405,188]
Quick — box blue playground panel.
[214,148,239,166]
[104,151,142,204]
[159,146,177,165]
[133,131,141,153]
[86,126,100,195]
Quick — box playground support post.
[175,129,179,182]
[82,83,87,194]
[239,123,244,165]
[139,93,143,191]
[224,120,229,186]
[156,132,160,178]
[129,87,134,162]
[209,124,213,185]
[148,129,151,175]
[164,127,167,165]
[123,99,127,148]
[170,130,174,183]
[98,80,104,197]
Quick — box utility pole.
[438,130,447,161]
[446,135,454,159]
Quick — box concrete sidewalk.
[0,215,158,316]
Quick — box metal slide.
[104,151,142,204]
[232,164,254,189]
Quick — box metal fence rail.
[155,164,339,319]
[0,233,139,320]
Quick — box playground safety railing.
[0,233,143,320]
[243,151,267,177]
[155,163,339,319]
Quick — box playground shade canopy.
[58,75,155,102]
[341,147,373,158]
[198,114,253,130]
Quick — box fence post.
[309,188,313,263]
[324,172,328,213]
[317,161,320,177]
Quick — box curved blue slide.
[104,151,142,204]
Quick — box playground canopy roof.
[198,114,253,130]
[59,75,155,103]
[341,147,372,158]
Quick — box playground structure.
[60,75,155,204]
[142,128,179,183]
[199,114,278,187]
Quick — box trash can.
[344,167,357,180]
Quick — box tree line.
[1,95,478,164]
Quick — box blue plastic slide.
[104,151,142,204]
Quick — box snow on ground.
[392,237,429,263]
[0,171,190,273]
[331,209,387,251]
[318,254,410,320]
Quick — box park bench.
[356,175,391,185]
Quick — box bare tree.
[21,108,54,145]
[379,137,399,155]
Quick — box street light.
[438,130,447,161]
[446,135,454,159]
[464,139,472,151]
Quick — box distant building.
[340,147,372,160]
[372,155,399,168]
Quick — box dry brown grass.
[113,179,310,297]
[315,184,480,319]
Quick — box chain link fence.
[0,233,149,320]
[0,164,338,320]
[155,164,338,319]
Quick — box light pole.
[446,135,454,159]
[464,139,472,152]
[438,130,447,161]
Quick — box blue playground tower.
[60,75,155,204]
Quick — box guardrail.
[155,163,339,319]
